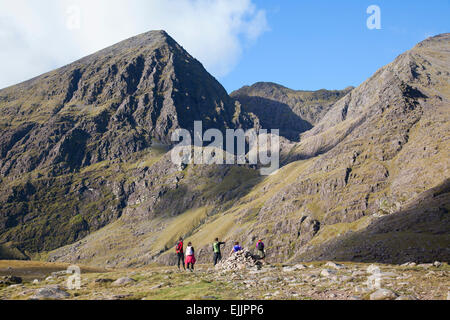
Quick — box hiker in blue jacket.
[231,242,243,255]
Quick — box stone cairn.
[215,249,262,271]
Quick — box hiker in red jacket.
[175,237,186,271]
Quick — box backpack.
[176,241,183,253]
[257,241,264,250]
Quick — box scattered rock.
[150,283,164,290]
[401,262,416,267]
[370,289,398,300]
[282,267,295,273]
[340,276,353,282]
[354,286,369,294]
[1,276,22,285]
[283,264,307,272]
[111,277,136,287]
[433,261,442,268]
[94,278,114,284]
[51,271,68,277]
[260,277,278,283]
[33,279,39,284]
[367,264,380,274]
[325,262,344,269]
[425,271,436,278]
[320,269,337,277]
[380,271,399,278]
[30,286,71,300]
[352,270,366,277]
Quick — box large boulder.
[370,289,398,300]
[111,277,136,287]
[30,286,71,300]
[0,275,22,285]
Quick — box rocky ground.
[0,258,448,301]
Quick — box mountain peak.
[108,29,175,49]
[0,29,248,178]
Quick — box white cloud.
[0,0,268,89]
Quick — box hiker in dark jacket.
[213,238,226,266]
[256,240,266,260]
[175,237,186,270]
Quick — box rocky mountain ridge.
[0,30,249,178]
[231,82,353,140]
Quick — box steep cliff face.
[47,34,449,268]
[231,82,353,140]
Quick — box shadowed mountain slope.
[231,82,353,140]
[295,179,450,264]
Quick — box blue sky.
[220,0,450,93]
[0,1,449,92]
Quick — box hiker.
[175,237,185,270]
[213,238,226,266]
[231,242,243,255]
[256,239,266,260]
[185,242,196,272]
